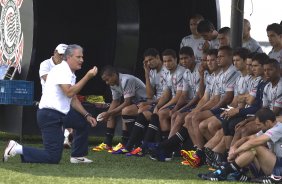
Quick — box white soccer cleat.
[3,140,19,162]
[70,157,93,164]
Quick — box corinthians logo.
[0,0,23,76]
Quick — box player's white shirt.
[110,73,146,102]
[257,122,282,157]
[39,57,56,93]
[164,65,186,97]
[214,65,239,98]
[149,66,169,99]
[234,73,252,96]
[242,37,263,53]
[263,77,282,113]
[248,76,263,97]
[269,48,282,68]
[39,61,76,114]
[180,35,206,63]
[205,71,221,99]
[210,38,220,49]
[182,63,201,100]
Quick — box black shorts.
[210,108,225,122]
[221,115,246,136]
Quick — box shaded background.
[0,0,219,136]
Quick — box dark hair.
[179,46,194,57]
[143,48,159,58]
[255,108,276,124]
[247,52,258,59]
[252,53,269,65]
[190,14,204,21]
[100,65,118,77]
[197,20,215,33]
[162,49,177,59]
[218,27,230,35]
[264,58,280,68]
[233,47,250,60]
[266,23,282,35]
[207,49,218,56]
[218,45,233,56]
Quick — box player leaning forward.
[3,44,98,164]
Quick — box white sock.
[14,144,23,155]
[64,129,70,138]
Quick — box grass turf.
[0,135,240,184]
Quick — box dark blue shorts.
[210,108,224,115]
[210,107,225,122]
[132,98,147,105]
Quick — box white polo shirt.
[39,61,76,114]
[39,57,56,93]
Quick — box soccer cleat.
[108,143,124,153]
[201,170,227,181]
[226,171,249,182]
[181,160,193,166]
[180,150,195,160]
[92,143,112,152]
[3,140,19,162]
[70,157,93,164]
[180,150,201,168]
[250,174,282,183]
[149,153,172,162]
[198,171,214,179]
[148,150,173,162]
[112,148,129,154]
[126,147,144,157]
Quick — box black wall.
[30,0,117,102]
[30,0,219,102]
[1,0,219,136]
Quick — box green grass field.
[0,135,241,184]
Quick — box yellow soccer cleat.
[92,143,112,152]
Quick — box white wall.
[219,0,282,53]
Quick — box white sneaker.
[70,157,93,164]
[3,140,19,162]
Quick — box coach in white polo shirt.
[3,44,98,164]
[39,43,74,149]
